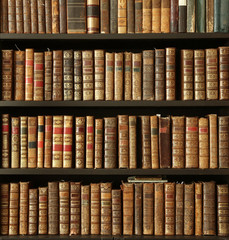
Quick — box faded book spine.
[127,0,134,33]
[1,0,8,33]
[199,117,209,169]
[9,183,19,235]
[8,0,16,33]
[219,47,229,100]
[114,52,124,100]
[53,50,63,101]
[81,185,90,235]
[155,49,165,101]
[59,0,67,33]
[161,0,170,33]
[44,51,53,101]
[2,114,10,168]
[74,51,82,101]
[110,0,118,33]
[184,183,194,235]
[38,187,48,234]
[105,52,114,100]
[129,116,137,169]
[187,0,195,32]
[134,183,143,235]
[166,47,176,100]
[124,52,132,100]
[23,0,31,33]
[112,189,122,235]
[0,184,9,235]
[28,189,38,235]
[154,183,164,235]
[37,116,44,168]
[151,115,159,169]
[63,115,73,168]
[28,117,37,168]
[90,183,100,234]
[100,0,109,33]
[142,0,152,33]
[38,0,45,33]
[175,183,184,235]
[195,182,203,236]
[19,182,29,235]
[118,0,127,33]
[44,116,52,168]
[170,0,178,32]
[45,0,52,33]
[75,117,85,169]
[86,116,94,168]
[52,0,60,33]
[152,0,161,33]
[31,0,38,33]
[95,119,103,168]
[206,0,214,32]
[178,0,187,32]
[87,0,99,33]
[132,53,142,100]
[196,0,205,32]
[135,0,142,33]
[11,117,20,168]
[141,116,151,169]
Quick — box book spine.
[44,116,52,168]
[134,183,142,235]
[170,0,178,32]
[95,119,103,169]
[52,0,60,33]
[2,114,10,168]
[161,0,170,33]
[28,117,37,168]
[219,47,229,100]
[219,0,229,32]
[25,49,34,101]
[81,185,90,235]
[155,49,165,101]
[31,0,38,33]
[110,0,118,33]
[19,182,29,235]
[127,0,134,33]
[90,183,100,234]
[59,0,67,33]
[178,0,187,32]
[154,183,164,235]
[152,0,161,33]
[45,0,52,33]
[28,189,38,235]
[196,0,206,32]
[142,0,152,33]
[23,0,31,33]
[53,50,63,101]
[129,116,137,169]
[132,53,142,100]
[124,52,132,100]
[87,0,99,33]
[1,0,8,33]
[209,114,218,168]
[8,0,16,33]
[63,115,73,168]
[206,0,214,32]
[150,115,159,169]
[199,117,209,169]
[112,189,122,235]
[11,117,20,168]
[74,51,83,100]
[105,52,114,100]
[20,116,28,168]
[187,0,195,32]
[38,0,45,33]
[114,52,124,100]
[184,183,194,235]
[44,51,53,101]
[134,0,142,33]
[100,0,109,33]
[143,183,153,235]
[118,0,127,33]
[75,117,85,169]
[0,184,9,235]
[166,47,176,100]
[195,182,203,236]
[38,187,48,234]
[9,183,19,235]
[141,116,151,169]
[86,116,94,168]
[15,0,23,33]
[175,183,184,235]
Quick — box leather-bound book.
[166,48,176,100]
[25,49,34,101]
[59,0,67,33]
[132,53,142,100]
[74,51,83,101]
[8,0,16,33]
[172,116,185,168]
[15,0,23,33]
[100,0,109,33]
[95,119,103,168]
[161,0,170,33]
[11,117,20,168]
[67,0,86,33]
[194,49,205,100]
[48,182,59,235]
[28,189,38,235]
[70,182,81,235]
[94,49,105,101]
[195,182,203,236]
[187,0,195,32]
[23,0,31,33]
[52,115,64,168]
[82,50,94,100]
[75,117,85,169]
[44,51,52,101]
[184,183,194,235]
[154,183,164,235]
[219,116,229,168]
[135,0,142,33]
[33,52,44,101]
[203,181,216,235]
[14,51,25,101]
[199,117,209,169]
[86,116,94,168]
[59,182,70,235]
[217,184,229,236]
[127,0,134,33]
[129,116,137,169]
[124,52,132,100]
[165,182,175,236]
[178,0,187,32]
[159,116,171,168]
[90,183,100,234]
[141,116,151,169]
[175,183,184,235]
[44,116,52,168]
[31,0,38,33]
[208,114,218,168]
[118,0,127,33]
[112,189,122,235]
[28,117,37,168]
[134,183,142,235]
[1,0,8,33]
[38,0,45,33]
[63,115,73,168]
[45,0,52,33]
[142,0,152,33]
[152,0,161,33]
[37,116,44,168]
[150,115,159,169]
[181,49,194,100]
[206,0,214,32]
[185,117,198,168]
[196,0,205,32]
[63,50,74,101]
[19,182,29,235]
[87,0,99,33]
[220,0,229,32]
[219,47,229,100]
[114,52,124,100]
[110,0,118,33]
[118,115,129,168]
[53,50,63,101]
[2,50,13,101]
[206,48,218,100]
[0,184,9,235]
[155,49,165,101]
[81,185,90,235]
[143,183,153,235]
[9,183,19,235]
[214,0,220,32]
[2,114,10,168]
[38,187,48,234]
[105,52,114,100]
[52,0,60,33]
[170,0,178,32]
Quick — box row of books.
[0,180,228,236]
[2,114,229,169]
[2,46,229,101]
[1,0,229,34]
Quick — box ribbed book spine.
[31,0,38,33]
[19,182,29,235]
[75,117,85,169]
[23,0,31,33]
[143,183,153,235]
[187,0,195,32]
[86,116,94,168]
[195,182,203,236]
[134,183,142,235]
[38,0,45,33]
[9,183,19,235]
[135,0,142,33]
[199,117,209,169]
[38,187,48,234]
[142,0,152,33]
[81,185,90,235]
[110,0,118,33]
[150,115,159,169]
[141,116,151,169]
[124,52,132,100]
[100,0,109,33]
[74,51,82,100]
[90,183,100,234]
[52,0,60,33]
[28,117,37,168]
[114,52,124,100]
[28,189,38,235]
[170,0,178,32]
[219,47,229,100]
[127,0,134,33]
[20,116,28,168]
[45,0,52,33]
[8,0,16,33]
[2,114,10,168]
[152,0,161,33]
[59,0,67,33]
[112,189,122,235]
[53,50,63,101]
[44,51,53,101]
[37,116,44,168]
[129,116,137,169]
[161,0,170,33]
[132,53,142,100]
[105,52,114,100]
[0,184,9,235]
[118,0,127,33]
[154,183,164,235]
[63,115,73,168]
[44,116,52,168]
[184,183,194,235]
[175,183,184,235]
[95,119,103,169]
[25,49,34,101]
[87,0,99,33]
[155,49,165,100]
[166,48,176,100]
[11,117,20,168]
[1,0,8,33]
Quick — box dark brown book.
[2,114,10,168]
[53,50,63,101]
[11,117,20,168]
[25,49,34,101]
[152,0,161,33]
[199,117,209,169]
[195,182,203,236]
[219,47,229,100]
[87,0,99,33]
[75,117,85,169]
[150,115,159,169]
[129,116,137,169]
[38,187,48,234]
[143,183,153,235]
[95,119,103,169]
[28,189,38,235]
[45,0,52,33]
[110,0,118,33]
[134,0,142,33]
[118,0,127,33]
[1,0,8,33]
[100,0,109,33]
[44,116,52,168]
[112,189,122,235]
[166,48,176,100]
[154,183,164,235]
[59,0,67,33]
[90,183,100,234]
[141,116,151,169]
[37,116,44,168]
[38,0,45,33]
[206,0,214,32]
[52,0,60,33]
[28,117,37,168]
[175,183,184,235]
[127,0,134,33]
[114,52,124,100]
[31,0,38,33]
[0,184,9,235]
[105,52,114,100]
[19,182,29,235]
[86,116,94,169]
[8,0,16,33]
[124,52,131,100]
[15,0,23,33]
[155,49,165,101]
[81,185,90,235]
[20,116,28,169]
[142,0,152,33]
[178,0,187,32]
[23,0,31,33]
[134,183,142,235]
[184,183,194,235]
[44,51,53,101]
[9,183,19,235]
[170,0,178,32]
[74,51,83,100]
[161,0,170,33]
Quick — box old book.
[38,187,48,234]
[196,0,205,32]
[220,0,229,32]
[44,51,52,101]
[135,0,142,33]
[90,183,100,234]
[38,0,45,33]
[161,0,170,32]
[81,185,90,235]
[105,52,114,100]
[159,116,171,168]
[219,116,229,168]
[48,182,59,235]
[75,117,85,169]
[206,0,214,32]
[63,50,74,101]
[31,0,38,33]
[217,184,229,236]
[142,0,152,33]
[70,182,81,235]
[175,183,184,235]
[59,182,70,235]
[118,0,127,33]
[154,183,164,235]
[166,48,176,100]
[2,50,13,101]
[208,114,218,168]
[94,49,105,100]
[45,0,52,33]
[95,119,103,169]
[195,182,203,236]
[184,183,194,235]
[23,0,31,33]
[178,0,187,32]
[170,0,178,32]
[0,184,9,235]
[67,0,86,33]
[20,116,28,168]
[114,52,124,100]
[25,49,34,101]
[1,0,8,33]
[82,50,94,100]
[134,183,142,235]
[100,0,109,33]
[172,116,185,168]
[87,0,99,33]
[8,0,16,33]
[59,0,67,33]
[199,117,209,169]
[63,115,73,168]
[19,182,29,235]
[28,117,37,168]
[52,116,63,168]
[181,49,193,100]
[141,116,151,169]
[152,0,161,32]
[155,49,165,101]
[124,52,132,100]
[86,116,94,168]
[9,183,19,235]
[127,0,134,33]
[52,0,60,33]
[16,0,23,33]
[143,183,153,235]
[110,0,118,33]
[150,116,159,169]
[187,0,195,32]
[11,117,20,168]
[219,47,229,100]
[2,114,10,168]
[214,0,220,32]
[53,50,63,101]
[112,189,122,235]
[44,116,52,168]
[74,51,83,100]
[194,49,205,100]
[129,116,137,169]
[132,53,142,100]
[203,181,216,235]
[28,189,38,235]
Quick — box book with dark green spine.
[220,0,229,32]
[187,0,195,32]
[196,0,206,32]
[213,0,220,32]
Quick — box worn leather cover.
[105,52,114,100]
[28,188,38,235]
[52,0,60,33]
[134,183,142,235]
[143,183,153,235]
[59,0,67,33]
[2,114,10,168]
[100,0,109,33]
[53,50,63,101]
[38,0,45,33]
[199,117,209,169]
[11,117,20,168]
[63,115,73,168]
[135,0,142,33]
[19,182,29,235]
[16,0,23,33]
[38,187,48,234]
[112,189,122,235]
[141,116,151,169]
[0,183,9,235]
[170,0,178,32]
[87,0,99,33]
[44,116,52,168]
[184,183,194,235]
[161,0,170,33]
[150,115,159,169]
[74,51,83,100]
[175,183,184,235]
[75,117,85,169]
[142,0,151,33]
[127,0,134,33]
[155,49,165,100]
[166,48,176,100]
[9,183,19,235]
[37,116,44,168]
[90,183,100,234]
[195,182,203,236]
[118,0,127,33]
[154,183,164,235]
[114,52,124,100]
[129,116,137,169]
[81,185,90,235]
[86,116,94,168]
[124,52,132,100]
[219,47,229,100]
[152,0,161,33]
[44,51,52,101]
